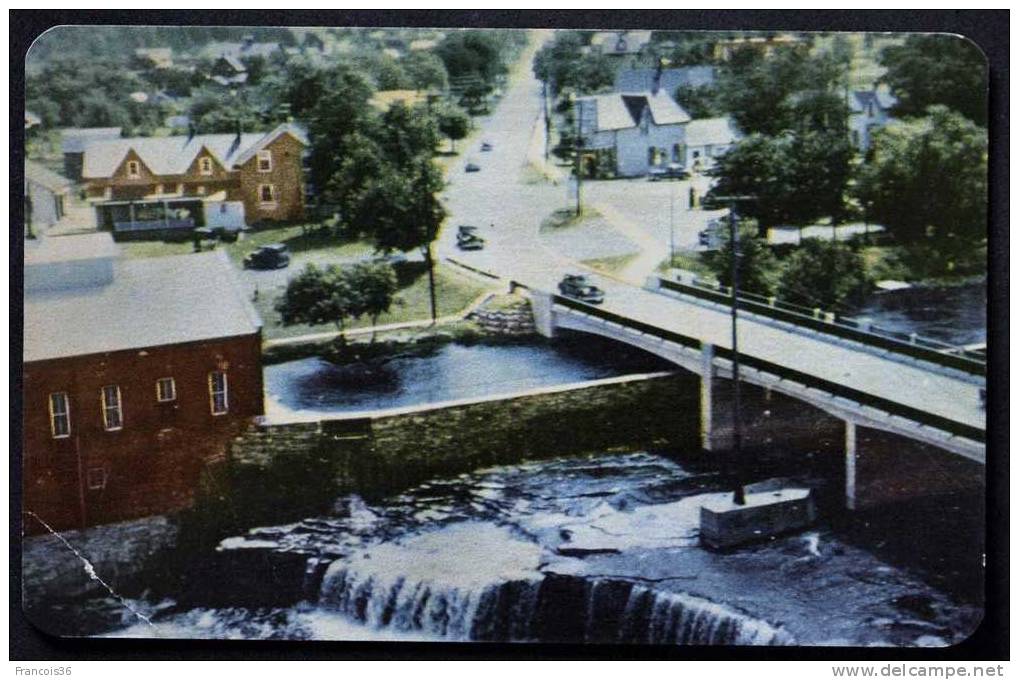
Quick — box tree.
[377,101,439,168]
[880,35,987,126]
[674,84,724,119]
[707,221,781,298]
[778,239,872,310]
[436,103,470,152]
[855,106,987,275]
[275,264,361,345]
[436,30,507,84]
[402,51,449,91]
[533,32,614,96]
[348,262,400,341]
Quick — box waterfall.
[318,567,793,645]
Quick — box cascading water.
[314,522,792,645]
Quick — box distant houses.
[847,87,898,152]
[588,30,653,57]
[683,117,742,172]
[24,161,73,238]
[79,122,308,237]
[134,47,174,70]
[23,232,264,532]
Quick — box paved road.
[436,34,985,438]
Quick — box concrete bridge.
[525,278,986,509]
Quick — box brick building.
[23,233,264,533]
[81,122,307,239]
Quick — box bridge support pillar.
[845,420,857,510]
[530,291,556,338]
[700,343,715,451]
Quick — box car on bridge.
[558,274,605,304]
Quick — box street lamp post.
[714,195,755,506]
[669,183,676,269]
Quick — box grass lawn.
[582,253,639,276]
[119,223,375,263]
[657,250,718,283]
[255,262,495,340]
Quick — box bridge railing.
[552,293,984,444]
[654,277,986,377]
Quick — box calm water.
[264,334,675,415]
[851,282,987,346]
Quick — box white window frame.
[209,371,229,415]
[87,467,107,491]
[257,149,273,173]
[101,385,123,431]
[49,392,71,439]
[126,160,140,178]
[155,183,164,195]
[156,377,176,403]
[197,185,206,195]
[258,183,277,206]
[199,156,213,176]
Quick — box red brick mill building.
[23,233,264,533]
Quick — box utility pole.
[669,184,676,269]
[573,95,583,217]
[714,195,755,506]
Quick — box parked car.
[372,252,409,266]
[456,226,485,250]
[480,141,493,152]
[457,225,479,237]
[243,243,290,270]
[558,274,605,304]
[648,163,689,181]
[698,219,727,250]
[465,162,481,173]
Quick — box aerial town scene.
[21,25,988,646]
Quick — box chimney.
[652,57,664,95]
[242,35,255,51]
[187,121,196,141]
[235,119,242,143]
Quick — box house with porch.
[23,233,264,532]
[576,89,692,178]
[81,122,307,239]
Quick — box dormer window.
[257,150,272,172]
[199,157,213,176]
[127,160,140,178]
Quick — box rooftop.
[60,127,123,154]
[25,232,120,266]
[25,248,262,362]
[614,66,717,94]
[24,161,74,193]
[685,117,742,147]
[579,91,691,132]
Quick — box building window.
[49,392,71,438]
[127,160,140,178]
[257,150,272,172]
[199,157,213,175]
[155,183,164,195]
[87,467,107,491]
[197,185,206,195]
[101,385,123,431]
[258,184,276,204]
[103,187,113,200]
[156,377,176,403]
[209,371,228,415]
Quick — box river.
[97,448,982,646]
[850,281,987,346]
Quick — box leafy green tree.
[880,35,987,126]
[674,84,724,119]
[707,221,781,297]
[533,32,614,96]
[377,101,439,167]
[855,106,987,275]
[436,103,471,152]
[436,30,507,84]
[348,262,400,340]
[402,51,450,91]
[778,239,872,310]
[275,264,360,344]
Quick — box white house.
[576,90,692,177]
[588,31,653,56]
[847,88,897,153]
[684,117,742,173]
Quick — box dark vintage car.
[558,273,605,304]
[465,162,481,172]
[456,228,485,251]
[648,163,689,181]
[243,243,290,270]
[480,141,493,152]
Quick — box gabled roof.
[849,89,898,113]
[25,248,261,362]
[82,131,268,179]
[684,117,742,147]
[25,161,74,193]
[216,53,247,73]
[578,91,691,132]
[231,122,309,166]
[614,66,717,94]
